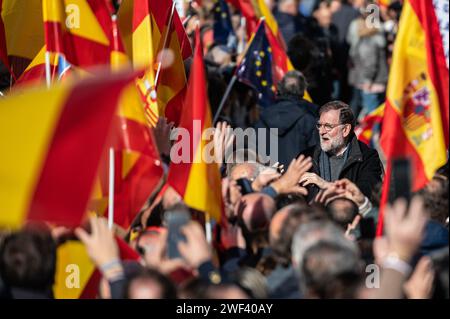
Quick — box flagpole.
[108,147,115,230]
[45,51,52,88]
[213,75,237,125]
[154,1,177,87]
[205,211,212,245]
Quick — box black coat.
[302,134,384,202]
[255,97,319,168]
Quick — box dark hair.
[326,198,359,231]
[419,179,449,225]
[319,101,355,131]
[125,268,177,299]
[301,241,362,299]
[274,193,307,210]
[0,224,57,292]
[257,205,323,275]
[277,71,308,99]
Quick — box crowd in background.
[0,0,448,300]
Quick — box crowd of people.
[0,0,448,300]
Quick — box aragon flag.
[376,0,449,236]
[0,70,139,229]
[167,27,224,223]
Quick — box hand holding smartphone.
[164,210,191,259]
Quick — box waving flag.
[237,20,276,107]
[227,0,286,49]
[213,0,236,48]
[54,237,140,299]
[0,70,139,229]
[376,0,449,236]
[118,0,192,126]
[0,0,45,77]
[88,82,165,230]
[355,103,385,147]
[42,0,119,69]
[167,28,223,223]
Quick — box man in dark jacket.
[299,101,383,201]
[255,70,319,168]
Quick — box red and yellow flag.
[0,70,138,229]
[42,0,120,68]
[167,28,223,222]
[89,82,165,230]
[0,0,45,77]
[17,0,128,86]
[118,0,192,126]
[376,0,449,235]
[53,237,140,299]
[227,0,286,49]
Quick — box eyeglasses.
[316,123,346,132]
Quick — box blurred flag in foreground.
[53,237,139,299]
[0,70,138,229]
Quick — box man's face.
[318,109,348,154]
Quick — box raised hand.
[270,155,313,195]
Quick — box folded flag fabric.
[0,70,139,229]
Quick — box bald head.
[269,206,292,245]
[236,193,276,232]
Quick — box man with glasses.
[299,101,383,202]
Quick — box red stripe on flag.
[380,100,428,189]
[164,86,186,126]
[0,0,9,67]
[44,21,64,53]
[409,0,449,148]
[26,73,136,227]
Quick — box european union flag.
[236,20,276,107]
[213,0,237,49]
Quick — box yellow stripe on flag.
[0,85,71,228]
[1,0,44,60]
[53,240,95,299]
[386,1,447,181]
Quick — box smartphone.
[236,178,254,195]
[359,217,375,240]
[389,158,412,204]
[165,210,191,259]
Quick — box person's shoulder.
[357,140,381,159]
[301,144,318,158]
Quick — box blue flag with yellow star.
[236,20,276,107]
[213,0,236,49]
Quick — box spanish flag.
[43,0,119,68]
[376,0,449,235]
[167,28,223,223]
[227,0,286,49]
[88,82,165,230]
[118,0,192,126]
[17,0,126,86]
[0,70,138,229]
[0,0,45,77]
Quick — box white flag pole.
[108,147,115,230]
[205,212,212,245]
[45,51,52,88]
